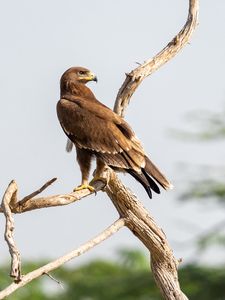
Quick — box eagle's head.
[61,66,98,85]
[60,66,98,98]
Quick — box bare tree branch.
[0,178,105,214]
[114,0,199,117]
[0,178,105,291]
[105,168,188,300]
[43,272,64,290]
[1,181,21,281]
[19,177,57,205]
[0,218,125,299]
[0,0,199,299]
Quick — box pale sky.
[0,1,225,266]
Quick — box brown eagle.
[57,66,172,198]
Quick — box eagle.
[57,66,172,198]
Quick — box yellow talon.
[73,184,95,192]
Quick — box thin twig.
[19,177,57,205]
[1,181,21,281]
[44,272,64,289]
[0,218,125,299]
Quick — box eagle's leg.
[90,158,108,187]
[95,159,107,177]
[73,147,95,192]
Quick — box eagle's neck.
[60,80,95,99]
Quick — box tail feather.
[144,156,173,190]
[142,168,160,194]
[127,169,152,199]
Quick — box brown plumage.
[57,66,173,198]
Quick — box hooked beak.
[88,72,98,83]
[81,71,98,83]
[93,76,98,83]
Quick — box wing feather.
[57,97,146,170]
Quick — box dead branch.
[43,272,64,289]
[0,0,199,299]
[19,177,57,205]
[0,178,105,214]
[106,168,188,300]
[1,181,21,281]
[0,218,125,299]
[114,0,199,117]
[0,178,105,294]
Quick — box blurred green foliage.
[172,108,225,141]
[181,179,225,204]
[176,107,225,251]
[1,250,225,300]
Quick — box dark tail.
[127,156,173,199]
[127,169,154,199]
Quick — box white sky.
[0,0,225,266]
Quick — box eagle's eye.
[78,71,86,76]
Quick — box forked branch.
[0,0,199,299]
[0,178,105,214]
